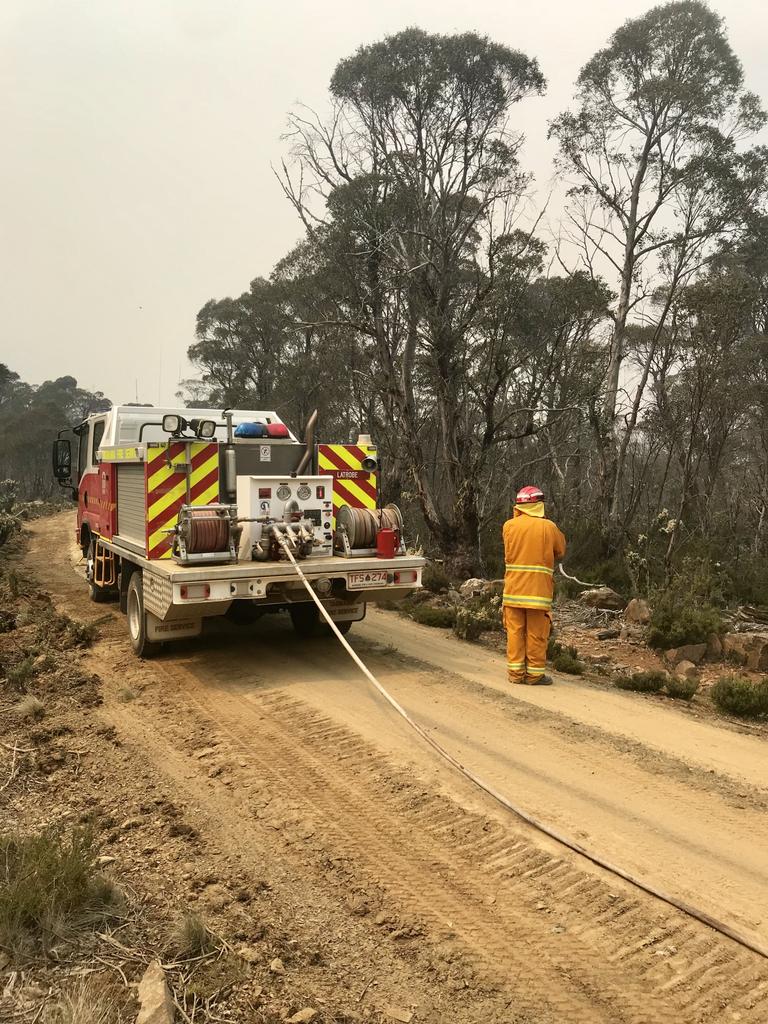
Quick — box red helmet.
[516,485,544,504]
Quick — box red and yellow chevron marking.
[317,443,377,526]
[145,442,219,559]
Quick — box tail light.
[393,570,418,584]
[180,584,211,600]
[316,485,325,499]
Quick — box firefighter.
[502,486,566,685]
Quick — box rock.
[489,579,505,597]
[119,817,142,832]
[722,632,768,671]
[597,629,620,640]
[97,855,116,866]
[706,632,724,661]
[444,589,463,606]
[674,660,699,681]
[269,957,285,975]
[237,945,260,964]
[620,625,644,642]
[459,578,487,600]
[579,587,625,611]
[624,598,651,625]
[664,643,707,666]
[136,961,174,1024]
[288,1011,317,1024]
[194,746,219,759]
[385,1009,414,1024]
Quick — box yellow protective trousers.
[504,606,551,683]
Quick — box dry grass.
[14,694,45,721]
[48,977,123,1024]
[116,687,136,703]
[0,828,120,955]
[171,912,217,957]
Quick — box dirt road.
[26,513,768,1023]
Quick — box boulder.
[136,961,174,1024]
[664,644,707,667]
[722,632,768,671]
[489,579,505,598]
[620,625,644,642]
[579,587,625,611]
[706,633,724,661]
[624,598,651,625]
[459,578,488,600]
[674,660,699,681]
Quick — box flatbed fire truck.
[52,406,424,656]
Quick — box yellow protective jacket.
[502,504,567,611]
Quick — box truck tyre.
[126,574,160,658]
[289,602,320,637]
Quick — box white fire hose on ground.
[273,531,768,963]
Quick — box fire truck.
[52,406,424,656]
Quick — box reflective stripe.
[505,564,553,575]
[526,665,546,675]
[507,661,526,670]
[503,595,552,608]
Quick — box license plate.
[347,569,388,589]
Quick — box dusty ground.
[3,511,768,1023]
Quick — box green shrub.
[551,649,584,675]
[547,639,585,676]
[6,657,35,688]
[410,604,457,628]
[647,594,722,649]
[664,675,700,701]
[0,828,118,954]
[453,597,502,642]
[614,671,667,693]
[710,676,768,719]
[422,560,451,594]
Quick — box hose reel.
[171,505,239,565]
[335,503,404,555]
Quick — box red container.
[376,527,399,559]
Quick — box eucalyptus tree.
[550,0,767,525]
[279,28,546,573]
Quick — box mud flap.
[146,612,202,642]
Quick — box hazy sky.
[2,0,766,408]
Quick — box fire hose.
[273,530,768,963]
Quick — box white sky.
[1,0,766,407]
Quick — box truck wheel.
[289,602,320,637]
[126,574,160,658]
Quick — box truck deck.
[104,533,423,584]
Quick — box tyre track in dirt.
[173,678,768,1024]
[24,514,768,1023]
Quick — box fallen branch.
[558,563,603,588]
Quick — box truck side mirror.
[52,438,72,482]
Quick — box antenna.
[135,379,138,403]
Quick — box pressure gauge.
[276,484,292,501]
[297,484,311,501]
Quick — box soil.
[2,511,768,1023]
